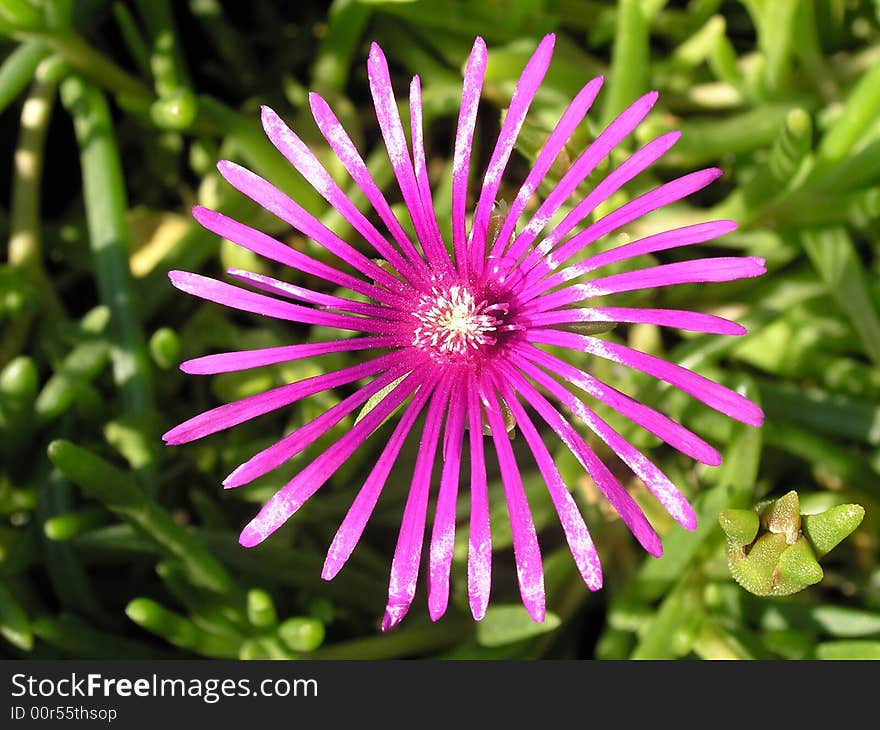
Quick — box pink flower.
[164,36,764,630]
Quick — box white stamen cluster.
[411,285,505,359]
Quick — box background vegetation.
[1,0,879,659]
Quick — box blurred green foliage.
[0,0,879,659]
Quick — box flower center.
[411,285,508,360]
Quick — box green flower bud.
[149,327,180,371]
[278,617,325,653]
[246,589,278,629]
[759,490,801,544]
[718,508,759,546]
[802,504,866,558]
[720,491,864,598]
[149,89,198,131]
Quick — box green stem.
[59,76,157,486]
[27,30,153,100]
[0,39,50,114]
[112,2,151,78]
[8,57,64,274]
[1,55,68,366]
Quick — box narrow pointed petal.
[504,91,659,266]
[493,373,603,590]
[522,168,724,287]
[323,377,438,580]
[529,257,766,311]
[514,131,681,277]
[536,220,739,297]
[260,106,426,282]
[482,378,546,622]
[514,343,721,466]
[383,378,452,631]
[503,367,662,555]
[525,306,747,336]
[308,92,424,266]
[191,205,400,306]
[452,37,487,272]
[163,350,407,445]
[226,268,407,320]
[466,379,491,620]
[217,160,407,294]
[470,34,556,273]
[367,43,445,269]
[168,270,398,335]
[224,365,411,489]
[239,369,426,548]
[428,377,467,621]
[181,336,403,375]
[527,328,765,426]
[511,357,696,530]
[410,75,451,273]
[489,76,604,259]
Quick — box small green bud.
[149,89,198,131]
[802,504,865,558]
[149,327,180,370]
[721,491,864,598]
[246,589,278,629]
[775,537,823,594]
[729,533,788,596]
[718,508,759,546]
[278,617,325,653]
[759,490,801,544]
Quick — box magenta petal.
[409,75,451,273]
[514,343,721,466]
[504,90,659,267]
[515,131,682,278]
[223,365,412,489]
[428,377,467,621]
[522,167,724,287]
[367,44,446,270]
[260,106,425,283]
[181,336,403,375]
[322,376,438,581]
[452,37,487,272]
[511,356,696,530]
[216,160,407,295]
[168,270,398,335]
[527,328,765,426]
[490,75,604,259]
[533,220,739,299]
[191,205,400,306]
[239,368,425,548]
[505,367,662,556]
[494,373,603,590]
[470,34,555,273]
[482,375,546,622]
[308,92,424,267]
[529,256,766,311]
[466,379,491,621]
[164,350,407,445]
[226,268,407,320]
[383,377,452,631]
[525,307,747,336]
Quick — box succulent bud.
[719,491,864,597]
